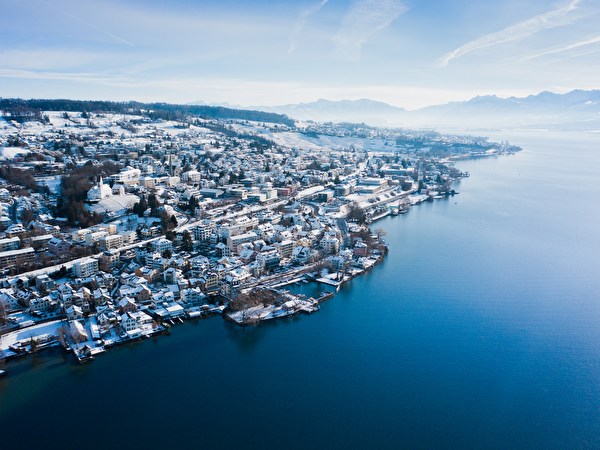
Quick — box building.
[203,272,219,292]
[48,237,71,256]
[87,177,112,201]
[29,234,54,250]
[227,231,258,252]
[215,242,231,258]
[99,234,124,250]
[110,167,141,185]
[260,188,278,201]
[256,249,280,269]
[85,231,108,246]
[353,242,368,257]
[5,224,27,239]
[138,176,155,189]
[31,296,57,314]
[357,177,387,194]
[181,170,202,182]
[321,236,339,254]
[100,249,120,270]
[121,312,140,333]
[198,188,223,199]
[181,287,205,305]
[73,259,99,278]
[274,239,295,259]
[318,190,334,202]
[0,237,20,252]
[334,185,352,196]
[193,226,212,242]
[0,247,35,268]
[152,238,173,254]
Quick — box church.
[87,177,113,202]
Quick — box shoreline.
[0,150,489,368]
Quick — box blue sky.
[1,0,599,109]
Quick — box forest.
[0,98,296,127]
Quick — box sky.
[1,0,599,110]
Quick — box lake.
[1,130,599,449]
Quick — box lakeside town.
[0,101,521,366]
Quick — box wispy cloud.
[40,0,134,46]
[333,0,408,62]
[441,0,583,67]
[0,69,134,84]
[289,0,329,54]
[513,33,600,62]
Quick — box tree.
[0,299,6,325]
[162,249,172,259]
[29,336,38,354]
[188,195,198,213]
[347,202,366,225]
[20,209,35,225]
[9,201,18,223]
[374,228,387,240]
[239,169,245,180]
[181,230,193,251]
[334,175,341,184]
[148,193,159,216]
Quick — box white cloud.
[0,69,134,84]
[515,33,600,62]
[289,0,329,54]
[40,0,134,46]
[0,50,104,71]
[441,0,583,67]
[333,0,408,62]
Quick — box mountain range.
[190,90,600,130]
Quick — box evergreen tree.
[182,230,193,251]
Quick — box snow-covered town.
[0,100,520,364]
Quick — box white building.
[321,236,339,254]
[110,167,141,185]
[181,170,202,182]
[87,177,112,201]
[152,238,173,254]
[181,287,205,305]
[73,259,99,278]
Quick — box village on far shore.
[0,102,521,364]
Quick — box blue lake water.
[1,130,600,449]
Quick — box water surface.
[1,130,600,449]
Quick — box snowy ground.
[0,320,63,352]
[34,176,62,194]
[0,146,30,160]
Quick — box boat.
[0,370,6,378]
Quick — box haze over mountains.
[191,90,600,130]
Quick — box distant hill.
[190,90,600,130]
[0,99,296,127]
[412,90,600,129]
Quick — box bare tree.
[374,228,387,240]
[0,299,6,325]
